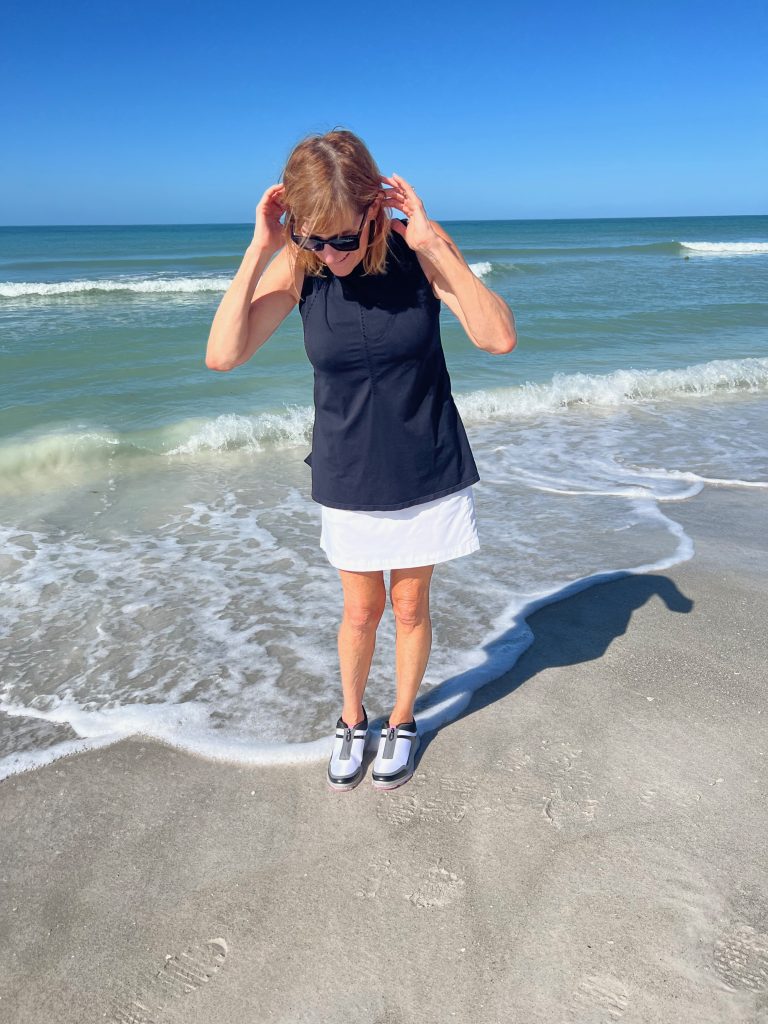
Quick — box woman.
[206,129,516,794]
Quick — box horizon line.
[1,212,767,229]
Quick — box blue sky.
[2,0,766,224]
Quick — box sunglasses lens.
[290,202,372,252]
[293,235,357,252]
[291,212,368,251]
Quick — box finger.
[391,173,415,193]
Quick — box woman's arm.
[416,221,517,356]
[205,242,274,371]
[206,182,296,371]
[205,244,302,371]
[381,172,516,356]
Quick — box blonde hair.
[279,127,395,301]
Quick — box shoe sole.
[371,736,420,791]
[326,771,364,792]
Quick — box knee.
[343,597,386,631]
[391,594,430,629]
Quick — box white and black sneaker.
[371,718,420,791]
[327,706,369,792]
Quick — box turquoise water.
[1,215,767,777]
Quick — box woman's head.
[280,128,391,281]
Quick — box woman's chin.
[325,251,356,274]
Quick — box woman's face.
[298,199,379,276]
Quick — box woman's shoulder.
[387,219,436,296]
[389,217,409,247]
[385,218,415,270]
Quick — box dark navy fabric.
[299,218,480,511]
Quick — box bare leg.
[388,564,435,726]
[336,568,387,725]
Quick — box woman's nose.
[322,247,346,263]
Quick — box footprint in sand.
[374,786,421,824]
[375,770,477,826]
[356,853,465,910]
[493,742,603,828]
[713,923,768,992]
[543,785,602,829]
[405,861,466,909]
[356,855,399,900]
[109,937,228,1023]
[566,972,629,1021]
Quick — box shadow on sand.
[378,569,694,770]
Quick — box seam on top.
[300,280,320,324]
[358,304,378,392]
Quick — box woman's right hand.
[251,183,288,255]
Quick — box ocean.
[1,215,766,779]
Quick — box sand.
[1,485,767,1024]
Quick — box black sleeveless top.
[299,219,480,511]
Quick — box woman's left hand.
[379,173,439,253]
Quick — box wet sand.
[1,485,767,1024]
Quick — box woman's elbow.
[499,331,517,354]
[205,332,237,371]
[491,324,517,354]
[493,298,516,353]
[205,345,238,370]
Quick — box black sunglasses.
[290,204,373,252]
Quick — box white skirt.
[319,484,480,571]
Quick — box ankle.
[389,709,415,728]
[341,705,365,727]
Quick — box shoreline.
[0,480,704,780]
[1,484,767,1022]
